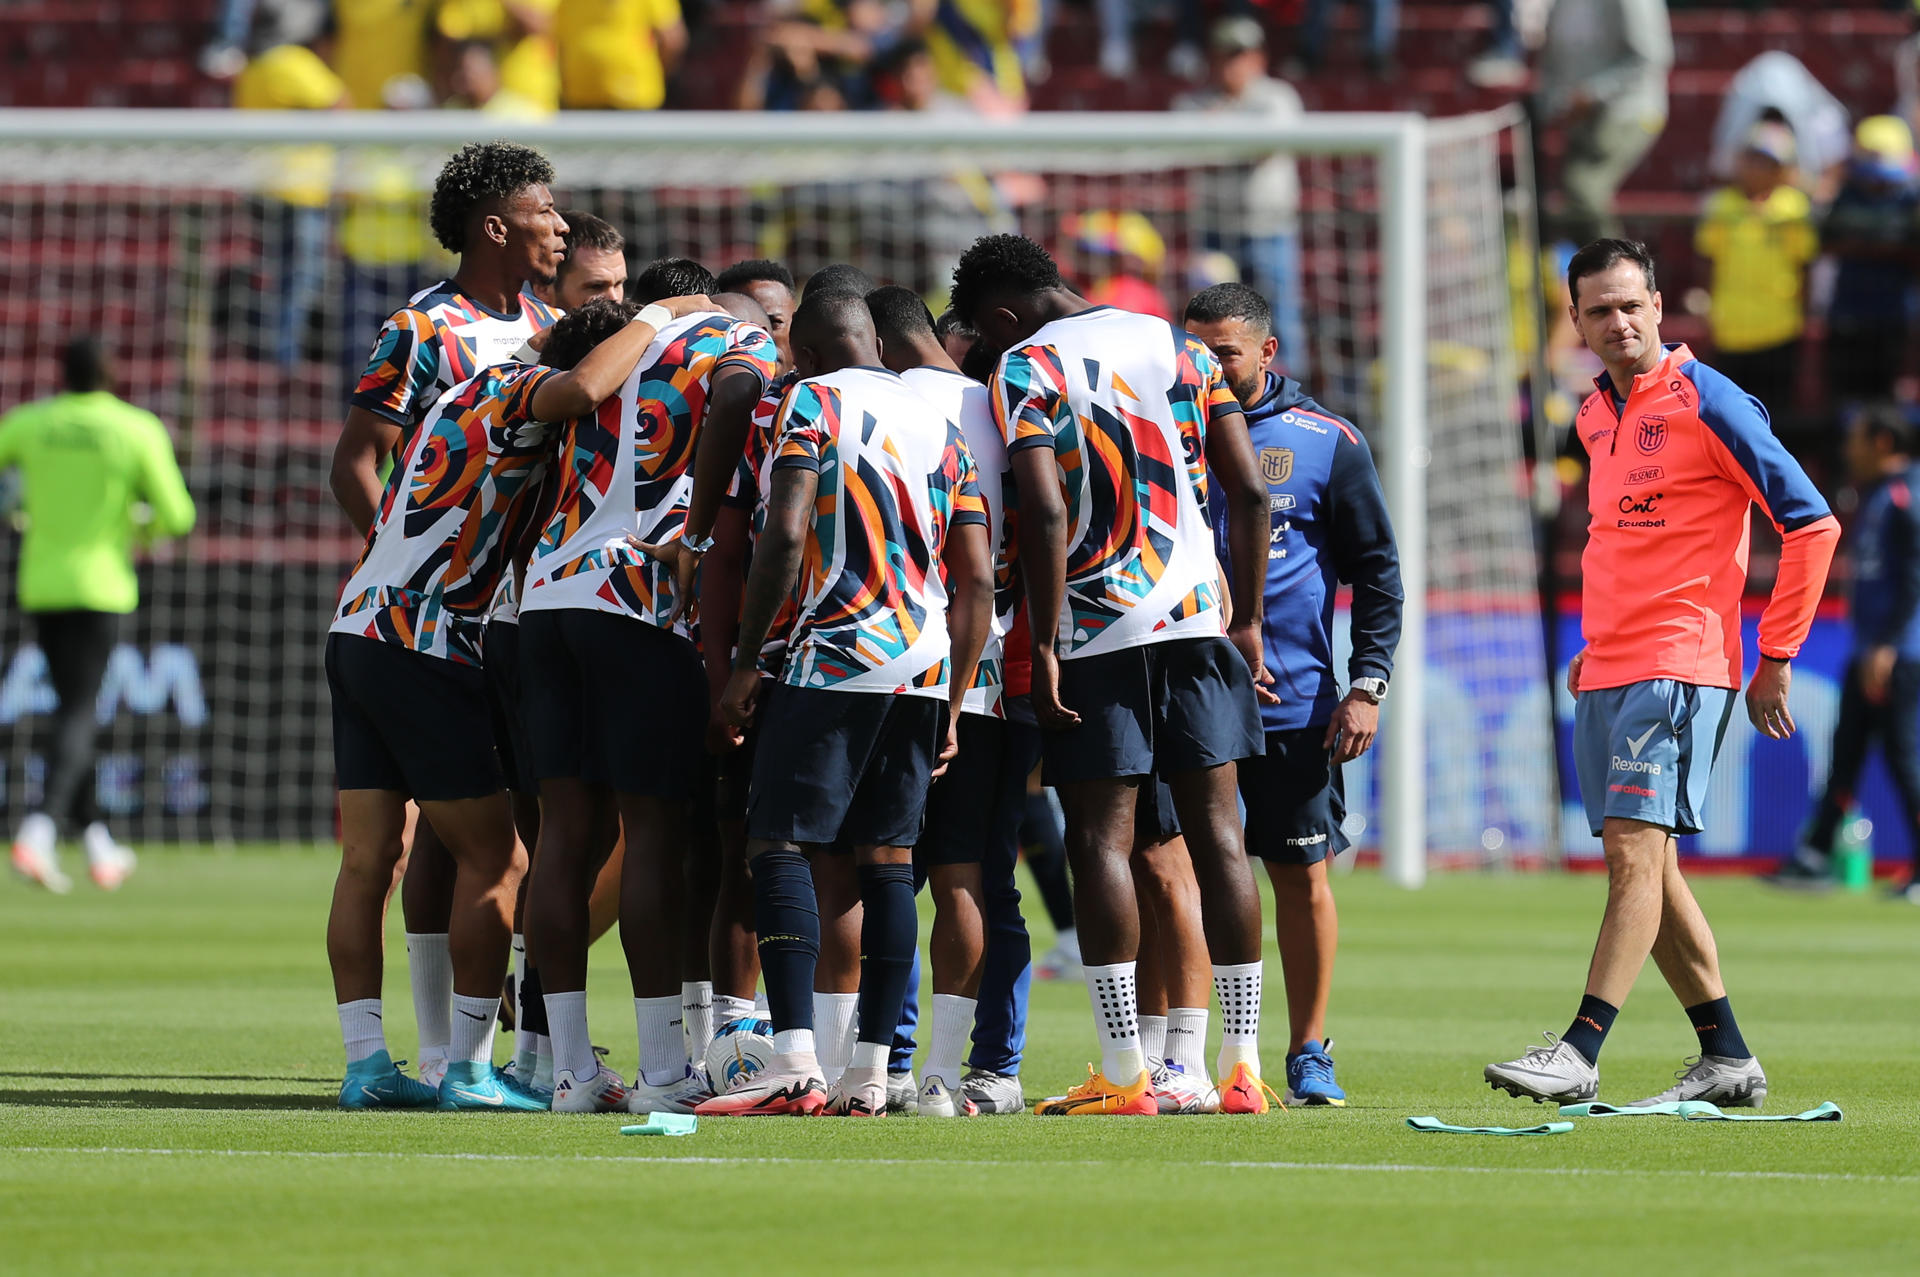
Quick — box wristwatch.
[1350,677,1388,704]
[678,530,716,554]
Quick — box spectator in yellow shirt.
[234,41,349,366]
[435,0,560,114]
[1695,121,1818,433]
[332,0,435,109]
[556,0,686,111]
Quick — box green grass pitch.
[3,849,1917,1274]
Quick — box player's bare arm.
[330,408,402,537]
[1008,445,1078,730]
[1204,406,1279,704]
[937,520,994,775]
[722,464,815,732]
[639,362,769,620]
[529,294,711,422]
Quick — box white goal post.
[0,107,1554,883]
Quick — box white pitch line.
[4,1146,1912,1186]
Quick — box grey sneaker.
[959,1068,1025,1114]
[1485,1032,1599,1103]
[1628,1054,1767,1109]
[885,1070,917,1114]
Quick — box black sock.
[1561,994,1619,1065]
[1685,997,1751,1059]
[519,964,549,1035]
[750,847,819,1037]
[854,862,918,1058]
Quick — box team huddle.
[323,140,1405,1119]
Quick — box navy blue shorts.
[1043,635,1265,786]
[327,633,502,801]
[483,619,538,796]
[1240,726,1347,864]
[1573,679,1735,837]
[918,713,1010,867]
[518,608,706,798]
[1135,773,1182,845]
[746,685,944,848]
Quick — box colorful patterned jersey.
[773,366,986,698]
[992,306,1235,660]
[523,311,777,627]
[351,280,562,437]
[902,364,1008,717]
[332,362,559,665]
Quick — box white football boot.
[1484,1032,1599,1104]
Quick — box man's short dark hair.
[429,141,556,255]
[1856,402,1917,455]
[712,291,771,328]
[803,262,877,301]
[61,335,110,393]
[1567,237,1658,305]
[949,234,1064,325]
[790,291,875,352]
[630,257,716,304]
[933,309,974,343]
[557,211,624,274]
[1182,283,1272,338]
[866,284,937,346]
[541,298,639,370]
[716,259,797,295]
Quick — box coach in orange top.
[1486,239,1840,1111]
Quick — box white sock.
[752,990,771,1017]
[714,994,755,1027]
[1213,961,1263,1077]
[1167,1006,1210,1078]
[1085,962,1145,1081]
[814,991,859,1085]
[510,934,527,1033]
[1057,927,1081,962]
[926,993,976,1090]
[533,1033,553,1086]
[634,994,689,1086]
[773,1028,815,1056]
[405,933,453,1059]
[81,821,120,865]
[338,998,386,1065]
[1137,1014,1168,1066]
[543,989,595,1081]
[450,993,499,1064]
[682,980,715,1059]
[848,1041,888,1072]
[15,811,55,855]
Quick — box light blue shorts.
[1573,679,1736,837]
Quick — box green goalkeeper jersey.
[0,390,195,614]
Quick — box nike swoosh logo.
[1625,725,1659,758]
[450,1088,504,1106]
[359,1086,382,1102]
[457,1010,489,1020]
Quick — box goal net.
[0,110,1553,867]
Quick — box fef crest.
[1260,447,1294,484]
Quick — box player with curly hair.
[325,141,567,1097]
[950,233,1278,1115]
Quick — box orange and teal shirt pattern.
[1574,342,1840,691]
[350,281,562,438]
[772,366,986,698]
[523,310,777,627]
[992,306,1236,661]
[331,362,559,666]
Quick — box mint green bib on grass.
[1406,1115,1573,1135]
[1559,1101,1842,1122]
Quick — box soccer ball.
[704,1015,775,1090]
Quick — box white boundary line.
[4,1146,1911,1186]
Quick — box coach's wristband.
[637,303,673,331]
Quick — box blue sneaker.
[1285,1039,1347,1107]
[338,1050,439,1110]
[438,1060,552,1111]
